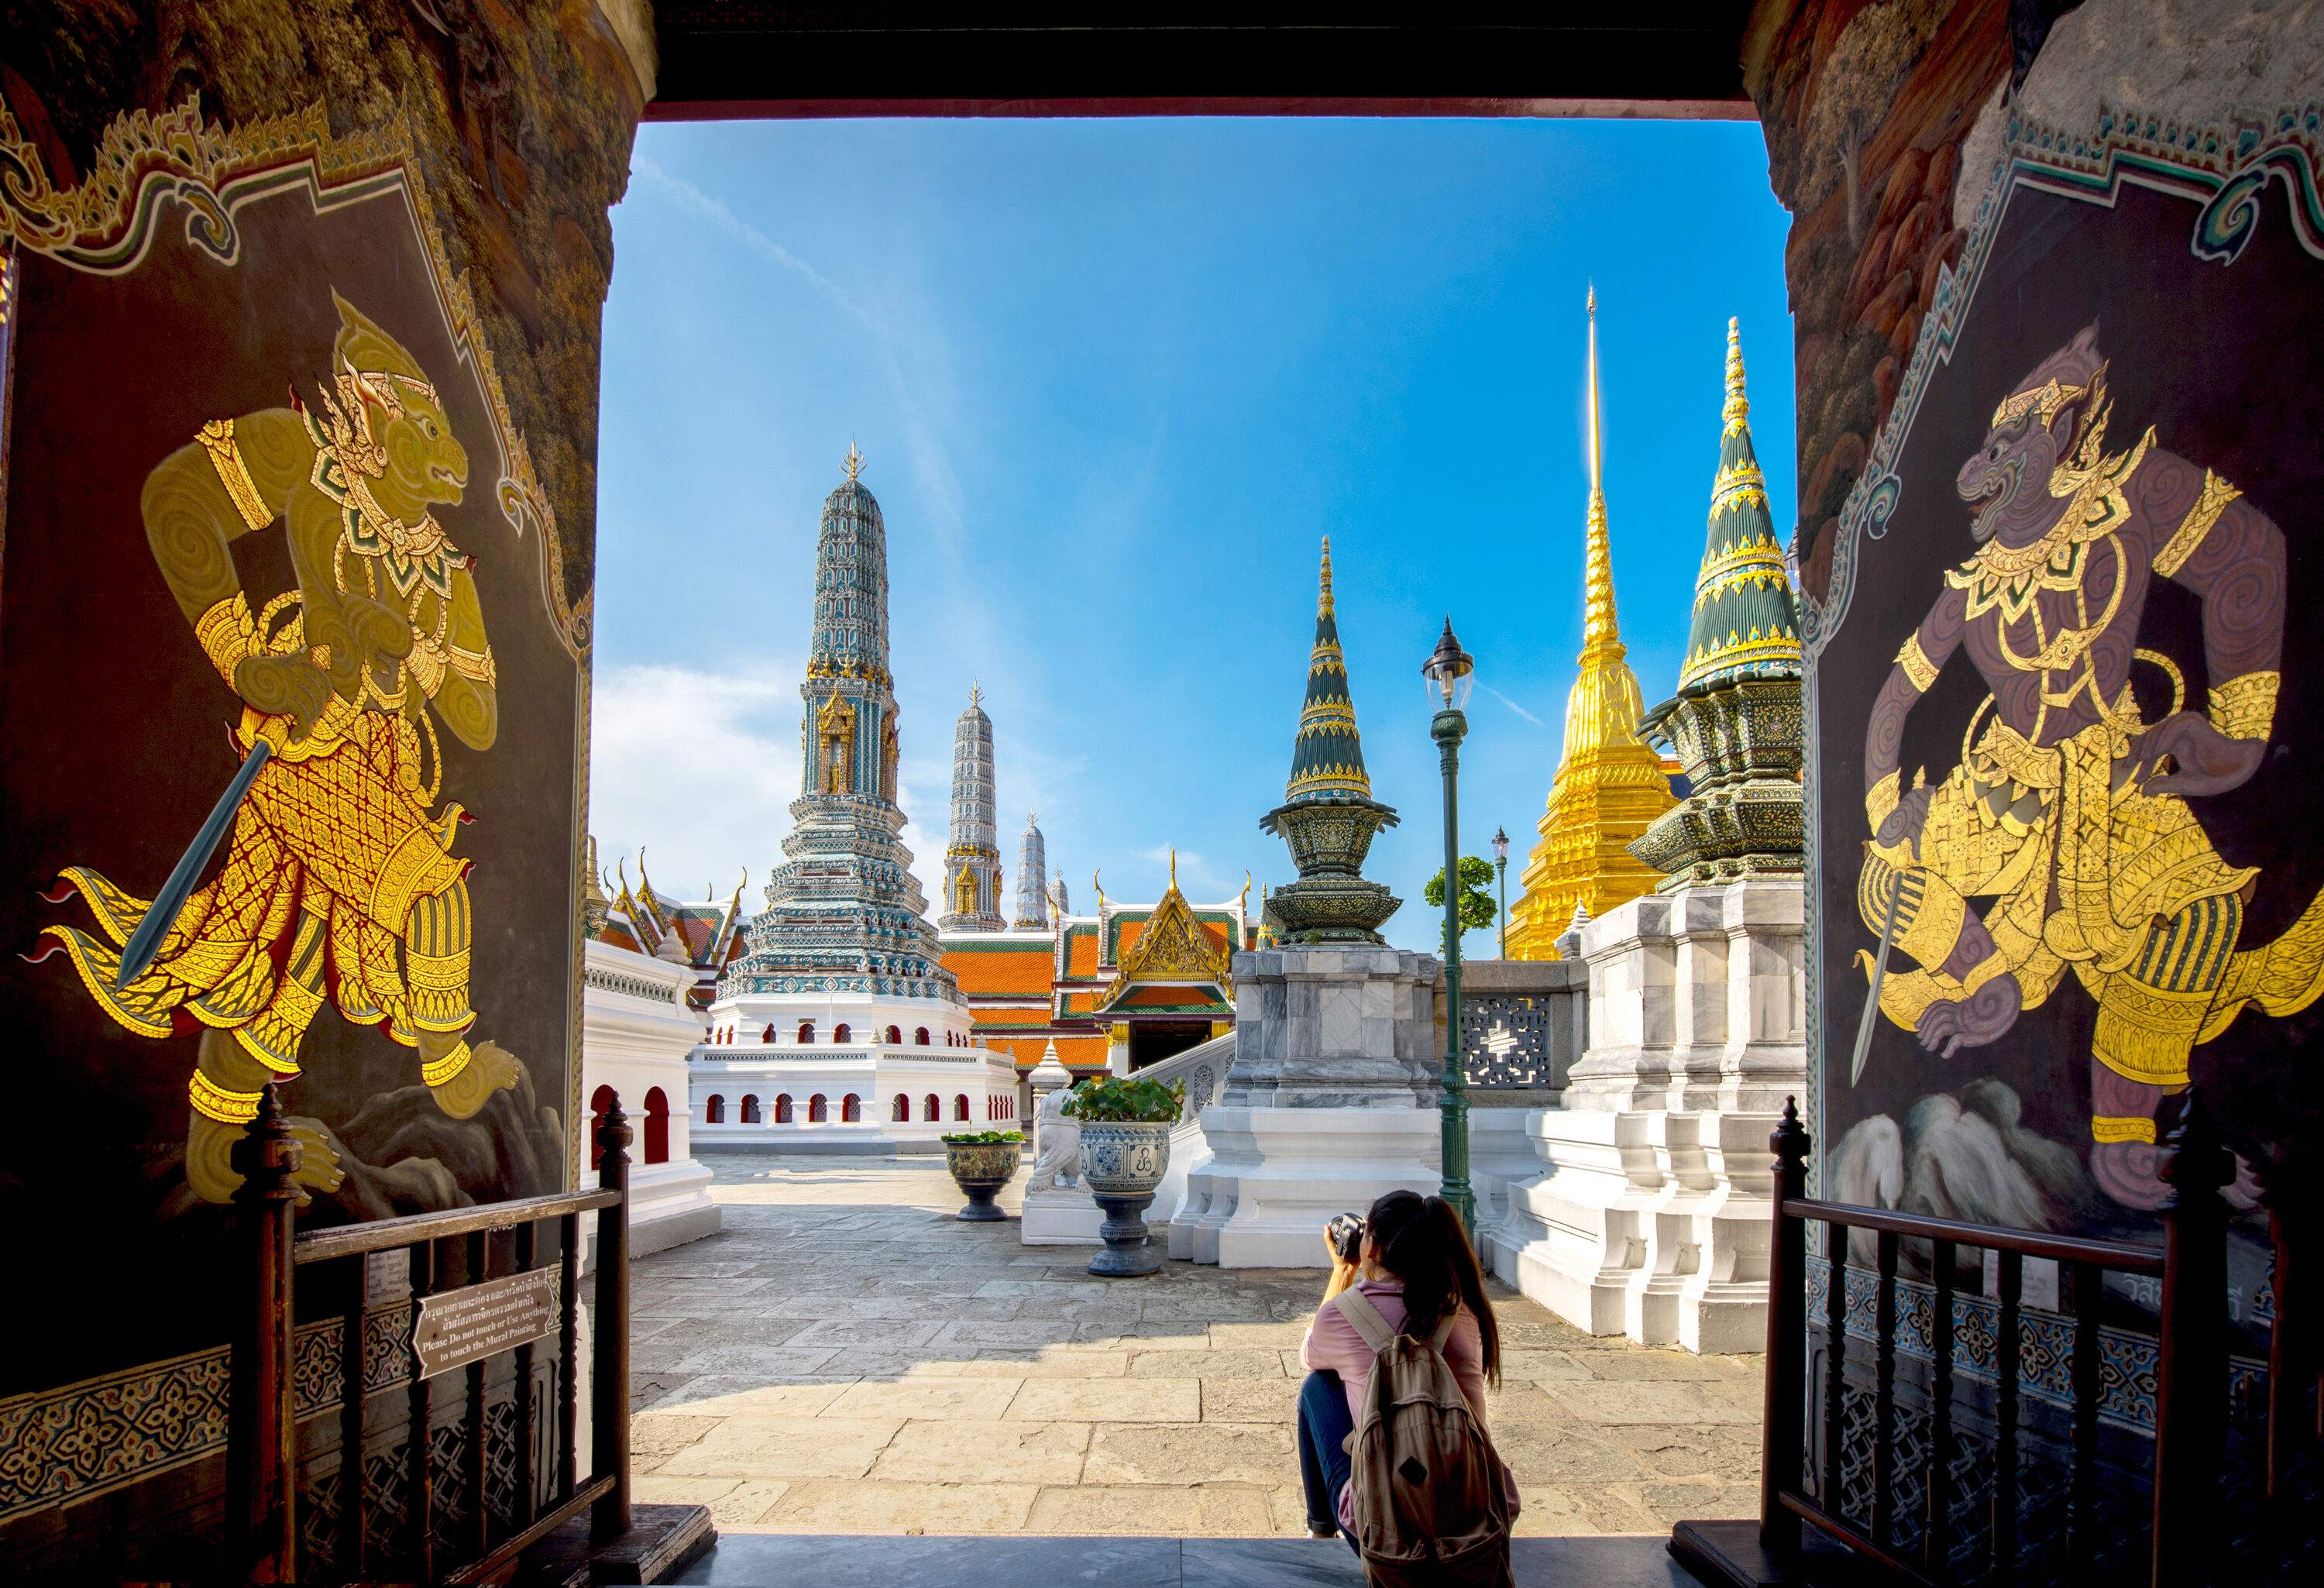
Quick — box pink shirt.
[1300,1279,1512,1530]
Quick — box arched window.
[833,1023,851,1043]
[923,1094,940,1122]
[843,1093,861,1122]
[774,1093,792,1124]
[796,1021,814,1044]
[644,1087,670,1164]
[892,1093,909,1122]
[954,1094,971,1122]
[809,1093,828,1123]
[740,1094,761,1125]
[885,1025,902,1045]
[706,1094,725,1123]
[758,1023,772,1043]
[915,1027,930,1046]
[589,1084,617,1169]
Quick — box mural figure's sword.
[115,738,273,989]
[1849,862,1905,1087]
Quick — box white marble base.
[1019,1186,1103,1245]
[1175,1105,1441,1269]
[586,1159,723,1270]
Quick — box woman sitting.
[1295,1189,1504,1546]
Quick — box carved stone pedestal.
[1088,1193,1164,1277]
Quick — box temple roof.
[1284,538,1373,803]
[1674,318,1801,692]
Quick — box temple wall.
[0,3,644,1572]
[1752,3,2324,1525]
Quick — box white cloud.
[588,661,800,903]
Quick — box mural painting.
[1809,106,2324,1290]
[0,95,585,1413]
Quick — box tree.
[1424,855,1498,954]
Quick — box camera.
[1328,1212,1364,1264]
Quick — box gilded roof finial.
[1724,316,1749,435]
[1318,536,1335,618]
[1169,847,1178,890]
[970,681,981,710]
[843,440,865,482]
[1580,286,1624,665]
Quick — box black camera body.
[1328,1212,1364,1264]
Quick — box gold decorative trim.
[2152,469,2242,578]
[1865,771,1901,832]
[187,1072,263,1125]
[2209,670,2279,741]
[1895,632,1940,693]
[2091,1114,2157,1145]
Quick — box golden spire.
[1578,284,1625,670]
[1503,285,1675,959]
[1318,536,1335,617]
[1723,315,1750,435]
[843,440,865,482]
[1168,847,1178,890]
[970,681,981,710]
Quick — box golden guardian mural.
[0,92,584,1412]
[31,293,524,1205]
[1807,103,2324,1261]
[1855,324,2323,1210]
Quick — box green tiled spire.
[1676,319,1802,691]
[1286,537,1372,803]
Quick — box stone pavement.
[625,1153,1762,1538]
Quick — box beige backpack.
[1332,1287,1516,1588]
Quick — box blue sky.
[590,116,1795,955]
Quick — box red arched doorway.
[808,1093,828,1122]
[643,1087,670,1164]
[740,1094,761,1124]
[842,1093,861,1122]
[706,1094,725,1123]
[774,1093,792,1123]
[923,1093,939,1122]
[892,1093,909,1122]
[589,1084,616,1168]
[954,1093,971,1122]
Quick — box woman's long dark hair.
[1364,1189,1501,1386]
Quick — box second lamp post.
[1423,617,1476,1233]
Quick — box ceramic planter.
[1078,1120,1172,1276]
[944,1139,1020,1222]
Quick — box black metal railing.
[1758,1089,2255,1586]
[225,1084,635,1583]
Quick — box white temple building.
[685,452,1017,1150]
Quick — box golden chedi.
[1506,289,1677,959]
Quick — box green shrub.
[1060,1074,1185,1123]
[940,1130,1024,1145]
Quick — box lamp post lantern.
[1423,617,1477,1232]
[1491,826,1510,961]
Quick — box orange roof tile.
[942,940,1057,998]
[971,1007,1054,1028]
[1062,925,1102,979]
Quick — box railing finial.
[2158,1084,2232,1204]
[1772,1094,1810,1167]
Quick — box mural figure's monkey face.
[329,290,470,525]
[1956,322,2106,545]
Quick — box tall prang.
[714,449,965,1019]
[940,687,1006,930]
[1012,812,1050,929]
[1630,317,1806,888]
[1258,537,1401,944]
[1505,288,1678,958]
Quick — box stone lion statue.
[1028,1087,1081,1191]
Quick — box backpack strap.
[1332,1287,1397,1353]
[1428,1311,1459,1351]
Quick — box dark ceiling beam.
[645,7,1755,121]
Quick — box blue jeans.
[1295,1370,1360,1553]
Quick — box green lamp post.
[1491,826,1510,961]
[1424,617,1476,1232]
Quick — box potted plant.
[1060,1075,1186,1276]
[940,1129,1024,1222]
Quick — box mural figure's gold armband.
[198,418,274,532]
[422,1038,474,1088]
[1866,770,1901,832]
[2153,469,2243,578]
[196,593,256,680]
[2209,671,2279,741]
[2092,1115,2158,1146]
[189,1071,264,1126]
[1893,633,1941,693]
